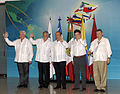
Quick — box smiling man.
[71,29,87,91]
[88,29,112,92]
[4,31,33,88]
[52,31,68,89]
[29,31,52,89]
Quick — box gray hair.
[19,30,26,35]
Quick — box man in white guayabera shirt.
[71,29,87,91]
[30,31,52,88]
[88,29,112,92]
[52,31,68,89]
[4,31,33,88]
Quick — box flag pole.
[58,16,61,21]
[93,14,95,19]
[49,16,51,20]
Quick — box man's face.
[20,31,26,40]
[55,32,61,41]
[96,31,103,39]
[43,32,49,41]
[74,32,81,40]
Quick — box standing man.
[30,31,52,88]
[88,29,112,92]
[52,31,68,89]
[4,31,33,88]
[71,29,87,91]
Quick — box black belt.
[74,54,86,58]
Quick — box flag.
[89,15,97,79]
[48,17,55,79]
[91,16,97,42]
[80,18,89,80]
[48,17,53,41]
[57,16,62,33]
[66,17,74,81]
[72,1,97,27]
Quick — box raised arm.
[29,32,37,45]
[61,40,69,48]
[4,32,15,46]
[29,38,38,45]
[60,35,69,48]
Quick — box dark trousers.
[73,56,86,89]
[38,62,50,87]
[17,63,29,85]
[54,61,66,88]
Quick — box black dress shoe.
[24,84,28,88]
[43,84,49,88]
[62,87,66,89]
[54,86,61,89]
[94,89,100,92]
[17,85,24,88]
[100,89,105,92]
[44,85,48,88]
[80,88,86,91]
[72,88,79,90]
[38,85,43,88]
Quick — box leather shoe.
[17,85,24,88]
[100,89,105,92]
[24,84,28,88]
[72,88,79,90]
[63,87,66,89]
[80,88,86,91]
[38,85,43,88]
[94,89,100,92]
[54,86,61,89]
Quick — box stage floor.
[0,78,119,94]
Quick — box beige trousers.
[93,61,107,90]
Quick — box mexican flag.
[66,17,74,81]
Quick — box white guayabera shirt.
[5,38,33,63]
[29,38,52,63]
[52,40,68,62]
[89,37,112,61]
[71,38,87,61]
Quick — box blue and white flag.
[48,17,55,79]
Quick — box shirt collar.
[42,38,49,43]
[97,37,103,42]
[75,38,82,42]
[55,40,61,43]
[20,37,26,43]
